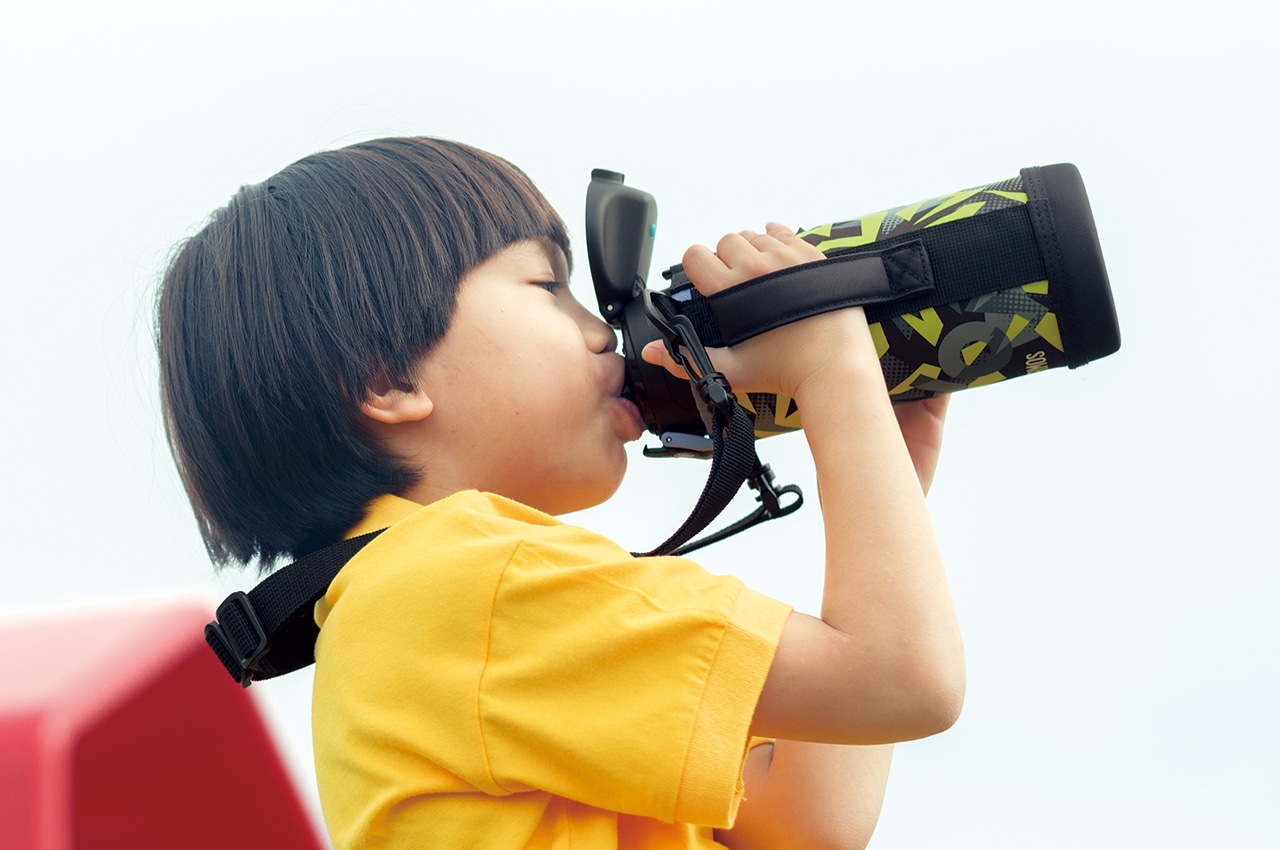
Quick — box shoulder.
[318,490,668,629]
[328,490,573,595]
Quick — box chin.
[549,465,629,517]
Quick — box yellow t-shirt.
[312,491,791,849]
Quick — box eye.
[536,280,565,294]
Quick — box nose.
[576,300,618,355]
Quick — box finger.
[893,395,950,490]
[764,222,802,241]
[921,392,951,422]
[895,393,951,427]
[714,232,775,279]
[766,222,826,260]
[893,395,950,436]
[681,243,735,295]
[715,231,759,262]
[640,340,690,379]
[738,228,790,253]
[642,337,742,386]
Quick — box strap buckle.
[748,462,803,519]
[205,591,270,688]
[671,460,805,556]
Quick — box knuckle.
[742,257,774,278]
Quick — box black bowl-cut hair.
[157,137,571,570]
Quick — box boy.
[158,137,964,849]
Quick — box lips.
[604,354,646,440]
[616,395,646,440]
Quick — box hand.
[893,394,950,495]
[680,222,826,295]
[641,223,877,398]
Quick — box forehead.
[485,239,569,279]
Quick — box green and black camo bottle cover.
[742,174,1078,437]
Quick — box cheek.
[461,318,597,422]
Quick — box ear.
[359,383,434,425]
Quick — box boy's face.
[405,240,646,514]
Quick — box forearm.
[721,361,952,847]
[803,354,962,680]
[754,327,964,743]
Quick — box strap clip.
[748,462,799,518]
[205,591,270,688]
[643,289,734,416]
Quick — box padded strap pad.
[668,239,935,347]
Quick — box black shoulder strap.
[205,529,385,686]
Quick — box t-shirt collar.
[345,493,424,539]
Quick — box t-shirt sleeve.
[477,522,791,828]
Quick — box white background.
[3,1,1276,846]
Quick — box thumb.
[641,340,691,379]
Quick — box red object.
[0,600,326,849]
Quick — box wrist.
[771,308,880,398]
[791,344,886,415]
[790,346,900,466]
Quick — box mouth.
[609,359,647,440]
[616,394,646,441]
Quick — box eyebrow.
[535,236,573,279]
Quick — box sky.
[2,1,1276,846]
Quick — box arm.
[644,225,963,845]
[747,326,963,744]
[715,397,949,850]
